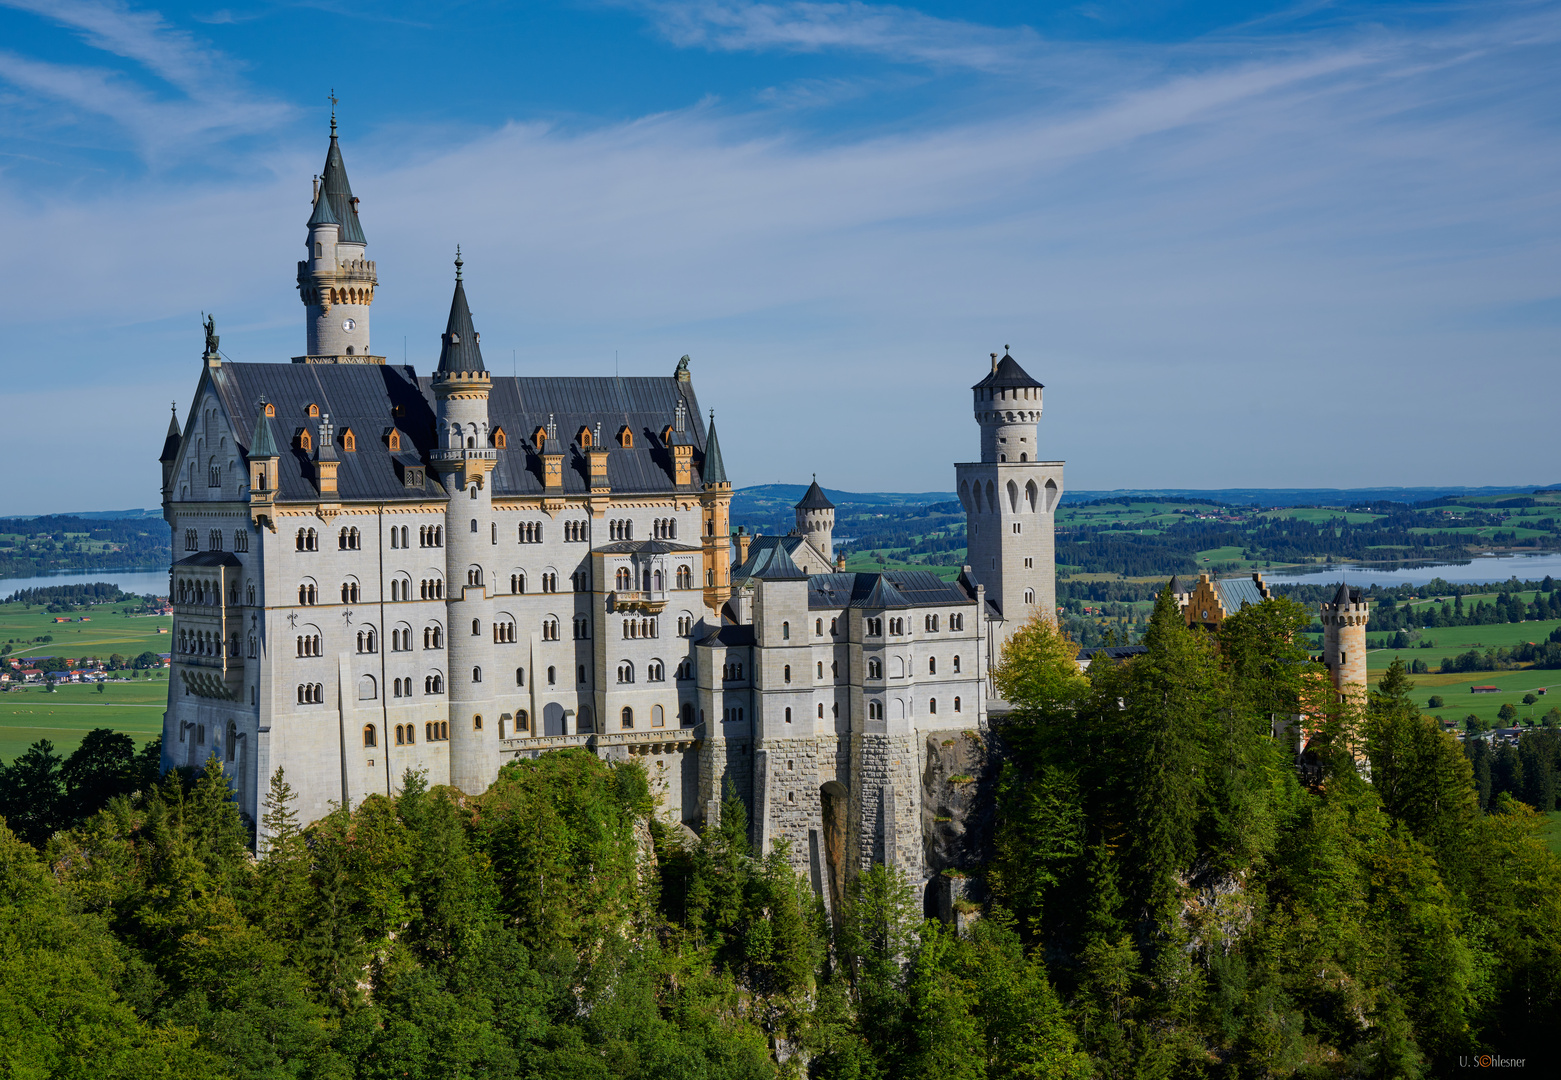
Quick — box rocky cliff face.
[920,727,1003,888]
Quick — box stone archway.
[820,780,849,922]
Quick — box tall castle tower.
[793,477,835,561]
[955,349,1063,654]
[297,111,378,361]
[431,251,499,793]
[1320,583,1368,701]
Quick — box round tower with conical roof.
[954,348,1063,649]
[297,111,378,360]
[794,476,835,560]
[430,250,498,794]
[1320,583,1369,700]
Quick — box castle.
[159,118,1063,905]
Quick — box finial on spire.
[454,245,463,282]
[329,89,338,137]
[1004,344,1010,353]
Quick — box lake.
[1263,552,1561,588]
[0,567,169,598]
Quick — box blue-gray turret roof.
[307,182,338,228]
[320,120,366,245]
[796,477,834,510]
[973,351,1043,391]
[249,404,279,458]
[435,251,485,374]
[160,407,182,463]
[752,542,808,581]
[702,413,728,485]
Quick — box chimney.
[736,526,751,565]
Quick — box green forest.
[3,593,1559,1077]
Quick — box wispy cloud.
[0,0,287,157]
[0,1,1556,512]
[631,0,1044,71]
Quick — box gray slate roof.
[320,127,366,244]
[208,362,715,503]
[307,183,337,228]
[174,551,243,569]
[435,259,484,374]
[1214,576,1268,613]
[972,352,1043,391]
[160,410,182,463]
[796,478,834,510]
[753,542,807,581]
[805,570,973,611]
[595,539,702,555]
[702,415,728,484]
[697,624,756,648]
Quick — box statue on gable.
[202,313,220,357]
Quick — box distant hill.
[2,509,162,521]
[737,484,1559,511]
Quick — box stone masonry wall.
[849,731,923,880]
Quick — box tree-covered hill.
[2,596,1559,1077]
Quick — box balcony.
[608,590,667,614]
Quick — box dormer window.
[263,402,275,417]
[617,426,633,448]
[661,424,675,444]
[532,427,547,451]
[449,333,460,345]
[385,428,402,451]
[306,404,319,418]
[340,428,356,451]
[577,426,593,448]
[492,427,507,449]
[297,428,312,452]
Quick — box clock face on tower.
[341,318,356,333]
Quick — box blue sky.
[0,0,1557,514]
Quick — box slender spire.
[250,398,279,458]
[703,409,728,485]
[436,248,485,374]
[319,101,365,244]
[307,179,338,227]
[160,403,182,464]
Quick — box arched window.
[621,707,634,729]
[815,618,823,635]
[953,655,961,673]
[784,664,791,683]
[516,667,525,686]
[954,696,962,713]
[517,709,530,731]
[472,666,482,683]
[472,618,481,636]
[363,724,377,747]
[406,724,415,744]
[929,657,936,674]
[818,661,824,678]
[395,724,406,744]
[782,621,790,640]
[473,714,482,730]
[681,703,694,727]
[615,567,631,590]
[929,698,938,714]
[784,707,792,723]
[547,665,556,685]
[868,658,882,679]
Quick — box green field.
[0,599,172,765]
[0,603,171,663]
[0,677,167,764]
